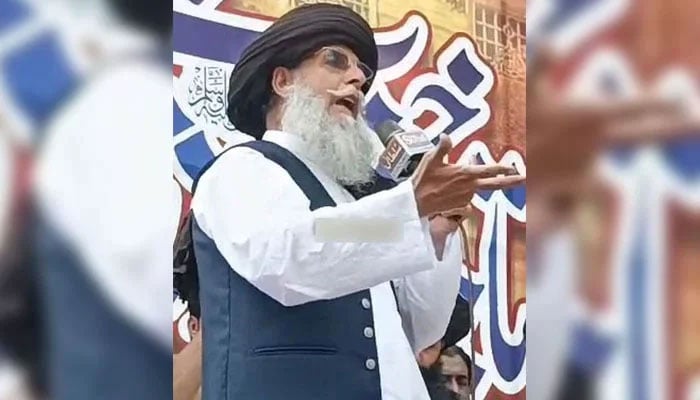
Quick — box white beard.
[280,85,379,187]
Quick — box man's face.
[273,45,380,186]
[439,354,470,399]
[292,45,371,122]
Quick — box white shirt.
[192,130,463,400]
[526,228,577,400]
[34,47,175,350]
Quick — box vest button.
[361,298,371,309]
[363,327,374,338]
[365,358,377,370]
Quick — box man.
[417,295,471,368]
[191,4,524,399]
[32,0,173,398]
[0,0,87,394]
[173,331,202,400]
[418,296,472,400]
[526,46,696,400]
[173,302,202,400]
[173,249,202,400]
[430,346,472,400]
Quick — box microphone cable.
[458,220,478,400]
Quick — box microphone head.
[374,121,434,181]
[374,120,404,145]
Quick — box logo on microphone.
[395,131,433,149]
[381,140,404,166]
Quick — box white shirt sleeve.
[191,148,440,307]
[393,232,464,354]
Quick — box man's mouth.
[328,87,361,118]
[334,95,358,116]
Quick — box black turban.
[226,3,378,139]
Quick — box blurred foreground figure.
[528,49,698,400]
[527,0,700,399]
[0,131,38,400]
[173,255,201,400]
[27,0,174,398]
[1,0,91,397]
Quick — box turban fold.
[226,3,378,139]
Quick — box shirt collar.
[261,130,362,201]
[262,130,320,167]
[262,130,346,189]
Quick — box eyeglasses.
[315,46,374,82]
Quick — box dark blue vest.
[194,140,396,400]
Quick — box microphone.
[373,120,435,181]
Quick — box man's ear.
[188,315,200,335]
[271,66,295,98]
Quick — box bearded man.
[190,4,523,399]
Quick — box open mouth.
[333,94,358,117]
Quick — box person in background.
[434,346,472,400]
[417,295,471,367]
[173,301,201,400]
[418,295,472,400]
[527,46,696,400]
[173,244,202,400]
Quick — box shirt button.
[361,298,371,309]
[365,358,376,370]
[363,327,374,338]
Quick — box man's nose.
[345,63,367,90]
[449,377,461,393]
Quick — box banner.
[172,0,527,398]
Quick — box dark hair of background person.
[173,218,200,319]
[173,252,201,319]
[421,345,472,400]
[441,345,472,383]
[175,271,201,320]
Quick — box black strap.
[177,140,402,308]
[192,140,335,208]
[192,141,399,201]
[176,140,336,310]
[240,141,337,209]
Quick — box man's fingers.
[442,206,471,219]
[473,175,526,190]
[430,134,452,163]
[605,115,700,145]
[462,164,516,178]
